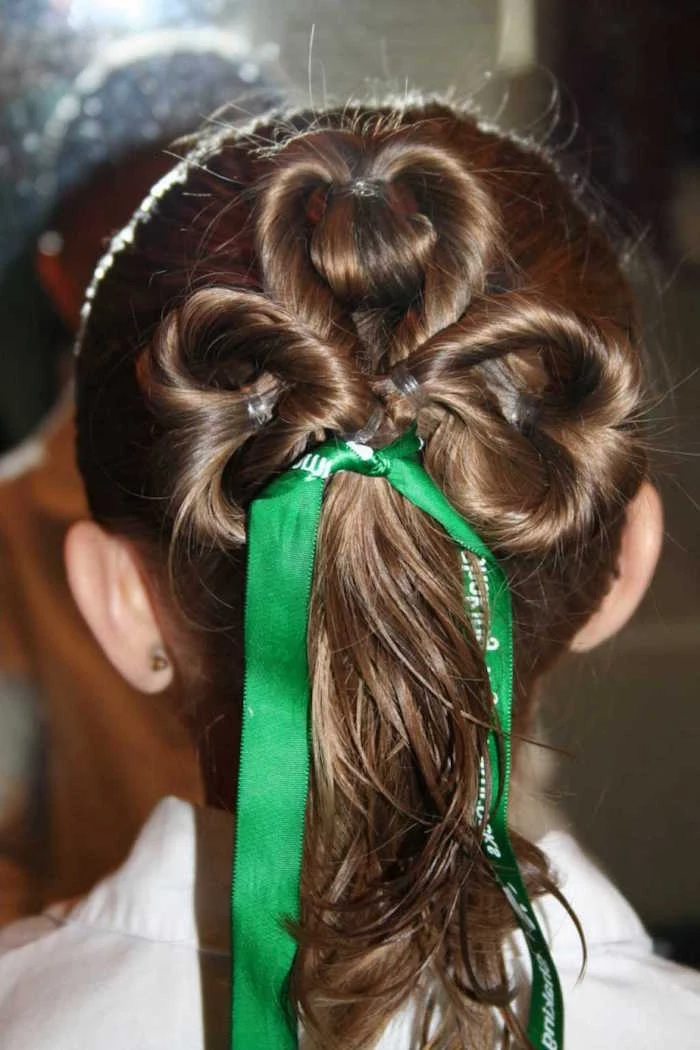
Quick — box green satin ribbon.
[231,428,564,1050]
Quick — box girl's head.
[66,100,662,1048]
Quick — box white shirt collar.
[60,797,233,955]
[54,794,649,963]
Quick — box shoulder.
[0,797,216,1050]
[538,830,700,1049]
[0,905,209,1050]
[563,944,700,1050]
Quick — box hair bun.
[408,296,646,555]
[139,287,376,547]
[256,126,502,366]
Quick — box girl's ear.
[571,482,664,652]
[64,521,174,693]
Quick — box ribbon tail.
[231,470,325,1049]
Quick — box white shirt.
[0,797,698,1048]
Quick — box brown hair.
[75,100,646,1048]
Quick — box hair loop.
[385,180,419,216]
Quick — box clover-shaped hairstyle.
[76,100,646,1048]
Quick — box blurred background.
[0,0,697,962]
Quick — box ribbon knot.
[288,429,420,483]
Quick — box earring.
[149,644,170,673]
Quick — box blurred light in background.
[496,0,535,74]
